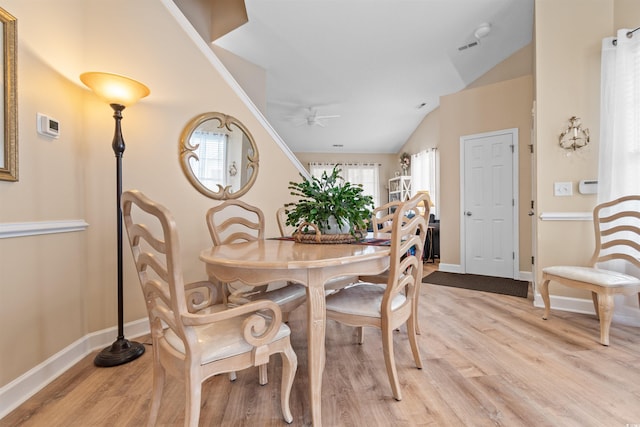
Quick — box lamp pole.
[93,103,145,367]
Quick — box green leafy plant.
[285,165,374,235]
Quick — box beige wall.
[0,0,301,388]
[401,108,440,155]
[534,0,613,298]
[0,48,88,384]
[466,43,534,90]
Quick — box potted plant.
[285,165,374,238]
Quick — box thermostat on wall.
[578,179,598,194]
[37,113,60,138]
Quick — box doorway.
[460,128,519,279]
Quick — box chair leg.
[414,285,421,335]
[591,292,600,320]
[259,364,268,385]
[184,372,202,427]
[280,340,298,424]
[381,323,402,401]
[540,279,551,319]
[407,315,423,370]
[597,293,614,346]
[357,326,365,344]
[147,356,165,427]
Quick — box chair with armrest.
[122,190,297,426]
[325,193,427,401]
[359,199,425,335]
[540,194,640,346]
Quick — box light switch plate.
[554,182,573,196]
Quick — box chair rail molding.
[539,212,592,221]
[0,219,89,239]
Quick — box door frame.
[459,128,519,279]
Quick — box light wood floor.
[3,265,640,426]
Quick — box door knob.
[465,211,472,216]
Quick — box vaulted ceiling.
[213,0,534,154]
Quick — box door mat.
[422,271,529,298]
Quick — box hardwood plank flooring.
[3,265,640,426]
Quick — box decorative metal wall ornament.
[559,116,590,151]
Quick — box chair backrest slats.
[591,195,640,270]
[207,200,265,245]
[372,200,402,233]
[384,193,427,313]
[122,190,190,340]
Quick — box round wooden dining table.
[200,238,390,426]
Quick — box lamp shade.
[80,72,150,107]
[417,190,435,208]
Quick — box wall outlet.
[554,181,573,196]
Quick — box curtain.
[410,149,439,217]
[599,29,640,202]
[309,162,381,207]
[598,29,640,318]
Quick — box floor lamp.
[80,72,150,367]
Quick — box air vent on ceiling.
[458,41,479,51]
[458,22,491,52]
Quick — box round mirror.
[179,112,259,199]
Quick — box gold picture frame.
[0,7,17,182]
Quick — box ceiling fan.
[287,106,341,127]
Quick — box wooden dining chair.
[359,199,424,335]
[122,190,297,426]
[325,193,427,401]
[206,200,306,317]
[540,195,640,346]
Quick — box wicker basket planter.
[293,222,361,244]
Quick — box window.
[189,131,228,189]
[410,149,439,218]
[599,29,640,202]
[309,162,380,207]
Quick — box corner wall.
[0,0,302,397]
[439,75,533,272]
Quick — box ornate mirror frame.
[179,112,259,199]
[0,7,17,182]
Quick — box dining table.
[199,237,391,426]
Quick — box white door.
[461,129,518,278]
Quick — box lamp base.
[94,337,145,367]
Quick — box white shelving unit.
[388,176,411,203]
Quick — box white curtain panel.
[598,29,640,320]
[599,29,640,202]
[410,149,439,217]
[309,162,380,207]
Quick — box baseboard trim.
[0,318,149,419]
[533,293,640,327]
[437,263,532,283]
[437,263,462,273]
